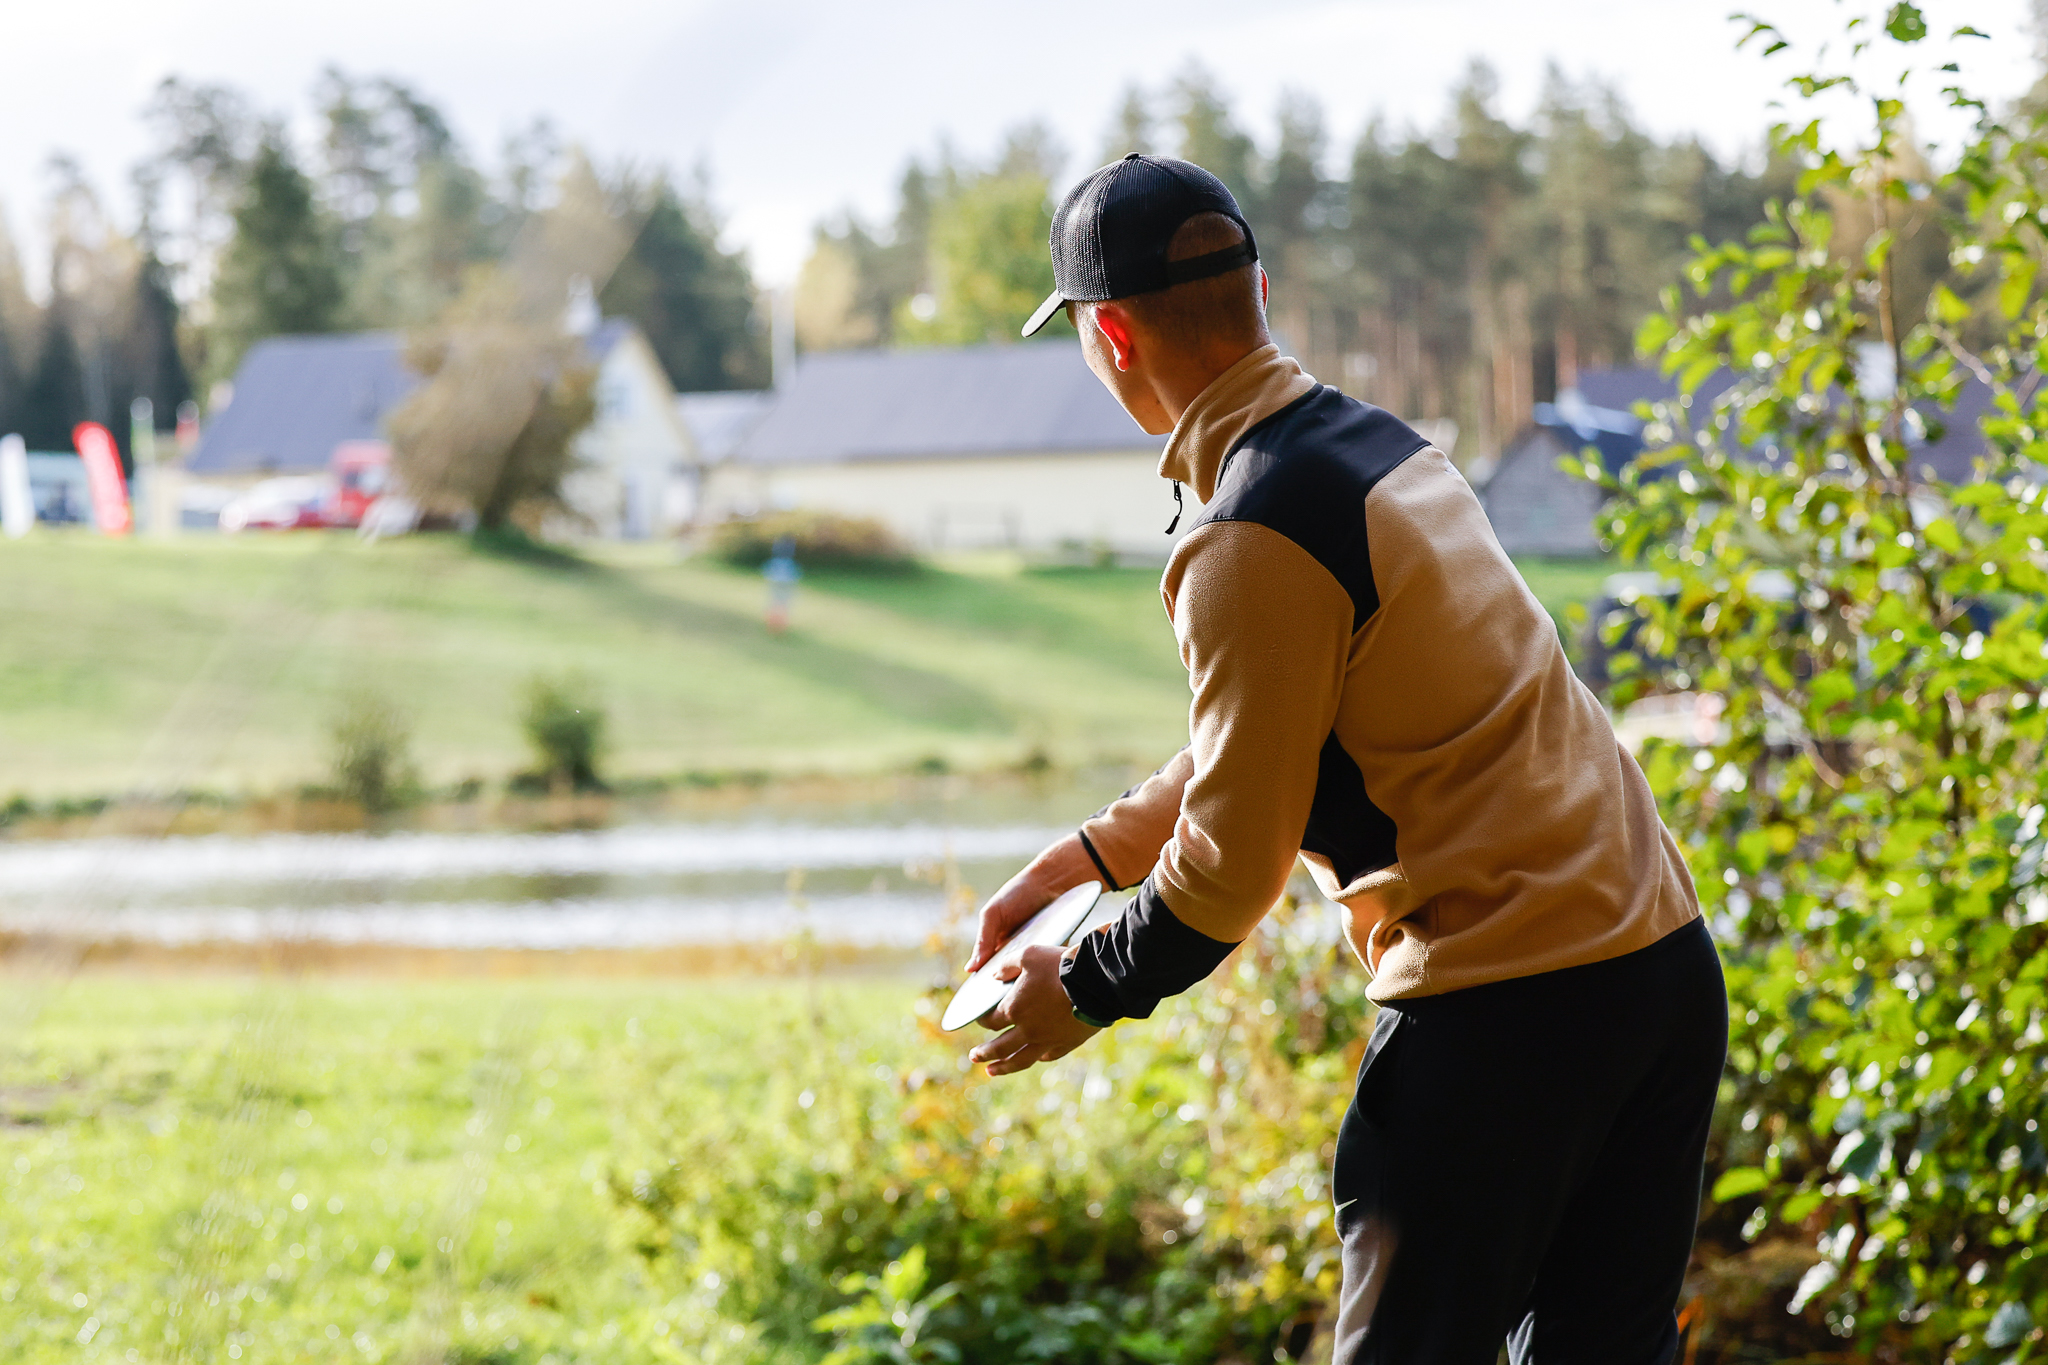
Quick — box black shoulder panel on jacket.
[1300,731,1400,884]
[1195,385,1431,631]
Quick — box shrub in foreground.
[326,686,418,813]
[710,512,916,573]
[612,897,1372,1365]
[1587,10,2048,1356]
[519,671,607,790]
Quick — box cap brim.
[1021,289,1067,338]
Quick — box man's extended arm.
[1061,520,1354,1023]
[1077,749,1194,889]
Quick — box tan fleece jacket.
[1074,346,1698,1003]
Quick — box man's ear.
[1092,304,1137,373]
[1258,266,1270,313]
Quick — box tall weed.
[613,896,1370,1364]
[327,687,418,812]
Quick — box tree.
[0,203,34,433]
[138,77,254,293]
[385,153,625,531]
[795,231,882,352]
[600,176,768,391]
[345,153,497,329]
[1100,86,1154,163]
[894,167,1058,347]
[208,131,344,385]
[1592,7,2048,1354]
[1170,64,1257,213]
[796,161,934,352]
[314,68,493,329]
[1262,91,1328,257]
[385,271,596,532]
[124,243,193,422]
[881,127,1062,349]
[15,300,86,449]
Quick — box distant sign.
[0,434,31,538]
[72,422,131,535]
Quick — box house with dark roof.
[1477,365,1993,556]
[186,319,697,538]
[188,333,418,478]
[675,390,775,464]
[559,318,700,538]
[700,342,1171,555]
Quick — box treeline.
[797,64,1797,457]
[1,60,1797,470]
[0,70,768,463]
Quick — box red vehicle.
[327,441,392,528]
[216,441,392,533]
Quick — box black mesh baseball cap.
[1021,153,1259,338]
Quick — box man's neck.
[1156,345,1316,502]
[1148,336,1271,427]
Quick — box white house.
[698,342,1180,558]
[187,317,697,539]
[558,318,699,539]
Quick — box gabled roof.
[189,334,418,475]
[675,390,775,463]
[731,341,1158,466]
[1557,365,1991,483]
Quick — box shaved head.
[1069,212,1268,354]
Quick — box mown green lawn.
[0,973,908,1365]
[0,534,1189,800]
[0,533,1610,801]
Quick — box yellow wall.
[700,449,1192,558]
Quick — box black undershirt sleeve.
[1059,877,1240,1024]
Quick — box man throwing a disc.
[965,153,1727,1365]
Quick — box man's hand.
[968,943,1101,1076]
[966,832,1101,973]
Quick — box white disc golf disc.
[1068,894,1125,945]
[941,880,1102,1031]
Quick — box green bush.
[326,686,418,812]
[612,896,1372,1364]
[1587,9,2048,1354]
[710,512,916,573]
[520,671,606,790]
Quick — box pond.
[0,777,1120,956]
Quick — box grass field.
[0,973,913,1364]
[0,533,1612,802]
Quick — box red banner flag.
[72,422,131,535]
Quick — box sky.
[3,0,2037,294]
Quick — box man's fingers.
[1016,943,1062,972]
[968,1026,1030,1067]
[983,1044,1048,1076]
[968,903,1022,972]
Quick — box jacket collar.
[1157,344,1318,502]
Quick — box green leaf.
[1811,668,1857,712]
[1885,2,1928,41]
[1931,283,1972,324]
[1712,1166,1772,1202]
[1636,312,1677,356]
[2000,257,2037,319]
[1781,1189,1826,1223]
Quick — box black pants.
[1330,918,1727,1365]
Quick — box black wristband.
[1076,829,1121,889]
